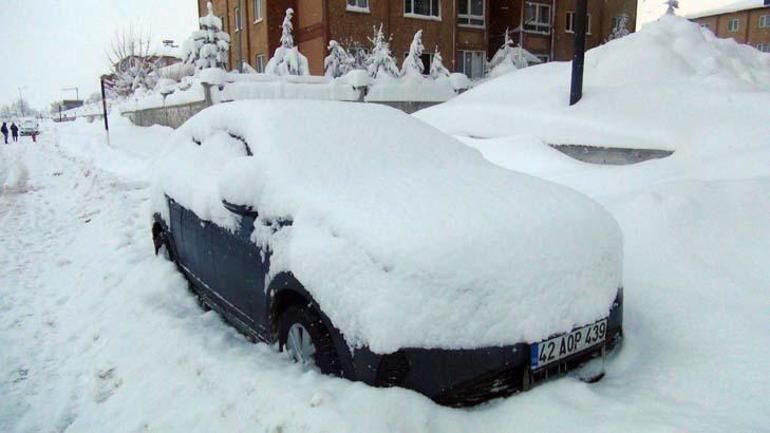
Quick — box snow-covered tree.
[324,40,355,78]
[348,41,369,70]
[265,8,310,76]
[664,0,679,15]
[401,30,425,78]
[181,2,231,71]
[366,24,399,79]
[607,14,631,41]
[429,47,450,79]
[107,29,159,97]
[487,28,541,77]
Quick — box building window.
[457,50,485,79]
[458,0,484,27]
[760,15,770,28]
[234,6,242,31]
[611,15,624,31]
[525,2,551,34]
[727,18,739,32]
[758,43,770,53]
[566,12,592,34]
[404,0,440,19]
[347,0,370,12]
[253,0,262,22]
[255,54,266,72]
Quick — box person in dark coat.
[1,122,7,144]
[10,123,19,142]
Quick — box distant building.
[61,100,84,111]
[689,0,770,53]
[199,0,637,79]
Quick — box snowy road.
[2,119,769,433]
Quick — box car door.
[168,198,217,292]
[209,203,271,334]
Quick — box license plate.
[530,319,608,369]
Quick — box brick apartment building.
[199,0,637,78]
[690,0,770,53]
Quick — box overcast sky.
[0,0,750,110]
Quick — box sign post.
[569,0,588,105]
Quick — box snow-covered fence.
[121,69,470,128]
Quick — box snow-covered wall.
[120,70,470,128]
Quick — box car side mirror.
[222,200,258,217]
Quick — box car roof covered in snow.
[153,100,622,353]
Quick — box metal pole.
[569,0,588,106]
[237,0,244,72]
[100,77,111,147]
[17,87,25,116]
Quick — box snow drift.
[416,16,770,151]
[153,100,622,353]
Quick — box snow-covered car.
[150,101,624,406]
[19,119,39,136]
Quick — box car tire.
[278,305,341,376]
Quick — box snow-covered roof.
[153,100,622,353]
[157,44,182,59]
[686,0,767,19]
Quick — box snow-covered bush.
[429,48,450,79]
[366,24,399,79]
[487,28,541,78]
[401,30,425,78]
[607,14,631,41]
[265,8,310,76]
[324,40,355,78]
[181,2,231,71]
[106,30,159,97]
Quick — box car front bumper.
[350,291,623,407]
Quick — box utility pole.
[100,76,111,146]
[569,0,588,105]
[17,86,26,116]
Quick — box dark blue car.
[151,101,624,406]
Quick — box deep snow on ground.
[416,16,770,152]
[2,17,770,432]
[2,109,769,432]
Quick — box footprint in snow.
[94,367,122,403]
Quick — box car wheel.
[278,305,340,376]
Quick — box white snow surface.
[685,0,766,19]
[154,100,622,353]
[4,15,770,432]
[416,16,770,151]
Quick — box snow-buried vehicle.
[151,100,623,406]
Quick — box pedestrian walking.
[1,122,7,144]
[31,129,38,143]
[10,123,19,142]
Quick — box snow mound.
[416,16,770,151]
[0,154,29,193]
[587,15,770,89]
[154,100,622,353]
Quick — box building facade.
[199,0,637,78]
[690,1,770,53]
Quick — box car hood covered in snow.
[153,100,622,353]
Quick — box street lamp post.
[100,76,111,147]
[17,86,27,116]
[569,0,588,105]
